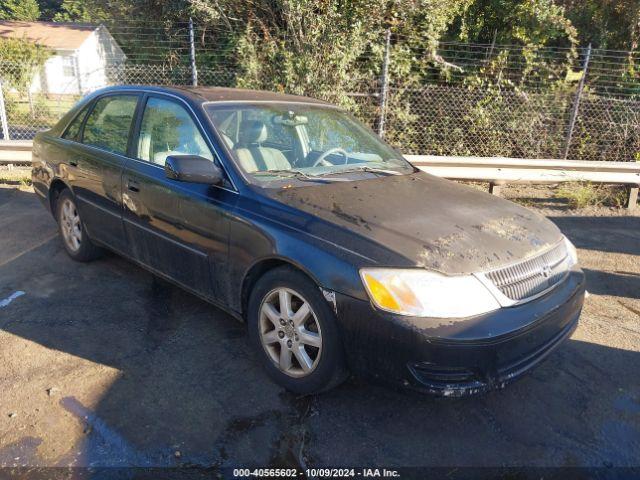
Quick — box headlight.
[564,236,578,266]
[360,268,500,318]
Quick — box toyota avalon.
[31,86,585,396]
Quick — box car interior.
[232,120,293,173]
[210,107,389,175]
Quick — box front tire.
[248,267,348,395]
[55,189,102,262]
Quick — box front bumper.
[334,268,586,396]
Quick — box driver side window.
[137,97,213,166]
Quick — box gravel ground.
[0,184,639,475]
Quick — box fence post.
[563,43,591,159]
[377,29,391,138]
[0,79,9,141]
[189,17,198,87]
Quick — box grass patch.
[0,167,32,187]
[555,182,628,209]
[0,176,31,186]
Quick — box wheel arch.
[240,256,322,320]
[48,178,72,215]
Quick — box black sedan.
[31,86,586,396]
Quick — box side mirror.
[164,155,223,185]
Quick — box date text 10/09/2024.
[233,468,401,478]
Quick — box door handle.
[127,178,140,192]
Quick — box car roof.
[100,85,333,106]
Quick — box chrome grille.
[485,241,570,302]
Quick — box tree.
[52,0,117,21]
[0,37,51,92]
[188,0,473,100]
[559,0,640,51]
[451,0,577,47]
[36,0,64,21]
[0,0,41,21]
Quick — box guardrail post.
[489,182,503,196]
[563,43,591,159]
[628,186,638,210]
[189,17,198,87]
[0,79,9,141]
[377,29,391,138]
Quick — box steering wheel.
[312,147,349,167]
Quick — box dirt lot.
[0,183,639,474]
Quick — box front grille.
[485,241,570,301]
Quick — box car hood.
[266,171,563,275]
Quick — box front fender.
[228,207,370,313]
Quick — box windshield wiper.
[318,165,402,177]
[253,169,346,182]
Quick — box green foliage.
[0,0,41,21]
[4,0,635,67]
[232,0,380,104]
[455,0,577,47]
[36,0,64,21]
[556,182,628,209]
[52,0,129,21]
[558,0,640,50]
[0,171,31,188]
[0,37,51,92]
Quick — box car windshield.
[205,102,413,184]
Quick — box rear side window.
[62,104,90,141]
[82,95,138,155]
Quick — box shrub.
[0,37,51,93]
[555,182,628,209]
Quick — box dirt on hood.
[268,171,563,275]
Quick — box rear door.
[70,93,140,254]
[121,94,233,301]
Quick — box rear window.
[82,95,138,155]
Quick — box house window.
[62,56,76,77]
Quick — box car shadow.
[549,215,640,257]
[508,196,570,211]
[1,188,639,471]
[582,268,640,300]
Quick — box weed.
[555,182,628,209]
[0,175,32,186]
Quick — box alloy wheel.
[60,198,82,252]
[259,287,323,378]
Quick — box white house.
[0,21,126,95]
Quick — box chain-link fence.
[0,40,639,162]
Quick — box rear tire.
[55,189,102,262]
[248,266,348,395]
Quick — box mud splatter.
[331,203,372,231]
[473,216,530,241]
[416,234,463,269]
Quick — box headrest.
[238,120,268,145]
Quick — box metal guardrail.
[0,140,32,165]
[408,155,640,209]
[1,143,638,209]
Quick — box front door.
[122,95,232,300]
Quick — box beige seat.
[234,120,291,173]
[139,129,213,166]
[220,132,234,149]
